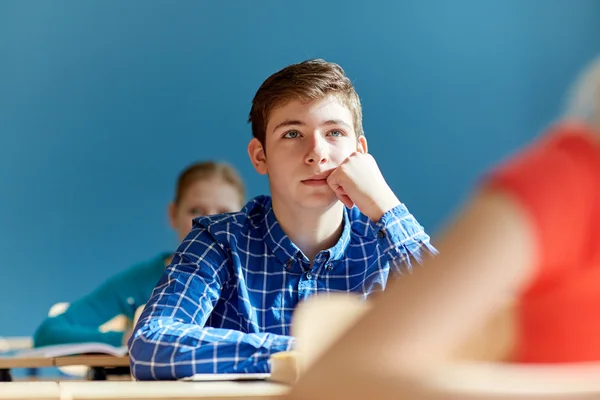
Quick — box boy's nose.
[305,138,328,164]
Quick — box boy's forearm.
[129,318,294,380]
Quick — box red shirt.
[488,122,600,363]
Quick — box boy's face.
[248,95,367,211]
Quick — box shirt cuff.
[370,203,438,263]
[271,335,296,353]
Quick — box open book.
[17,342,128,358]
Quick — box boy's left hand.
[327,152,400,221]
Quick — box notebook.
[16,342,128,358]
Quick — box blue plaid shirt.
[129,195,435,380]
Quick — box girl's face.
[169,178,244,242]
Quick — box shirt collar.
[260,196,352,267]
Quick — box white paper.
[180,373,270,382]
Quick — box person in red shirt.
[287,55,600,399]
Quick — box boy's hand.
[327,152,400,221]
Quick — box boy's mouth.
[302,171,331,186]
[301,178,329,186]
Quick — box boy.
[128,59,435,380]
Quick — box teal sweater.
[33,252,171,348]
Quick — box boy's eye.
[328,130,344,137]
[283,131,301,139]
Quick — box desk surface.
[0,382,60,400]
[58,381,289,400]
[0,381,287,400]
[0,354,129,369]
[427,361,600,396]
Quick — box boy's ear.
[357,135,368,154]
[248,138,268,175]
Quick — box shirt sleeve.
[128,224,294,380]
[485,129,599,291]
[370,203,438,274]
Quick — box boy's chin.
[297,194,341,210]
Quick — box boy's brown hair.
[248,59,364,148]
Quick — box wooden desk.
[0,357,54,369]
[0,382,60,400]
[54,355,130,368]
[54,354,130,381]
[0,355,130,381]
[0,337,39,380]
[55,355,131,381]
[423,362,600,399]
[59,381,289,400]
[0,356,54,382]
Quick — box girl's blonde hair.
[174,161,245,205]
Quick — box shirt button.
[306,272,312,279]
[285,259,293,269]
[377,229,386,239]
[326,263,333,271]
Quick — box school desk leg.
[87,367,107,381]
[0,368,12,382]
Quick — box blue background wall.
[1,0,599,337]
